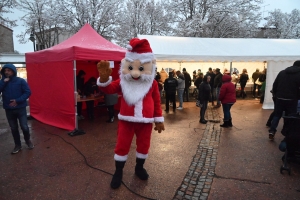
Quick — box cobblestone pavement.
[173,107,221,200]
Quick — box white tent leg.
[68,60,85,136]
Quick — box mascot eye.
[128,66,133,70]
[139,66,144,71]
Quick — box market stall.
[26,24,126,131]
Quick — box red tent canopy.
[26,24,126,130]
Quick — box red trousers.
[114,120,153,160]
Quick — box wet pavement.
[0,98,299,200]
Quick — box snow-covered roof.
[138,35,300,62]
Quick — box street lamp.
[29,30,36,51]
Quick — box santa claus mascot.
[96,38,165,189]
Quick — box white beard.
[120,73,154,106]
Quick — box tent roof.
[26,24,126,63]
[138,35,300,62]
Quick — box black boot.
[220,120,229,128]
[135,158,149,180]
[110,161,126,189]
[228,118,233,127]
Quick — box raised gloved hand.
[97,60,112,83]
[154,122,165,133]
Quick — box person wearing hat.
[96,38,165,189]
[0,64,33,154]
[182,68,191,102]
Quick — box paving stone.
[177,191,184,196]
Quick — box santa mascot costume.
[96,38,165,189]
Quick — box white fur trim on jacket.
[125,52,155,63]
[136,152,148,159]
[97,76,112,87]
[154,117,164,123]
[118,114,155,123]
[114,154,128,161]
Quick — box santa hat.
[125,38,155,63]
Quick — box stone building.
[0,24,14,53]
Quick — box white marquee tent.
[138,35,300,109]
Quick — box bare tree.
[114,0,175,47]
[167,0,262,38]
[264,9,300,39]
[0,0,17,47]
[56,0,122,41]
[0,0,17,27]
[17,0,66,49]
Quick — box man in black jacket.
[213,68,223,108]
[269,60,300,140]
[182,68,191,102]
[207,68,216,106]
[164,72,178,112]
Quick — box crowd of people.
[155,66,273,127]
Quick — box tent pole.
[68,60,85,136]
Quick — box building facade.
[0,24,14,53]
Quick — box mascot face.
[122,59,154,81]
[119,59,156,105]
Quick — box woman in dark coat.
[239,68,249,98]
[219,75,236,127]
[198,75,211,124]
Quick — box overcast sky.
[4,0,300,53]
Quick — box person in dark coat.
[164,72,178,112]
[268,60,300,140]
[218,75,236,127]
[198,75,211,124]
[213,68,223,108]
[207,68,216,106]
[84,77,99,121]
[76,70,86,119]
[252,68,261,98]
[182,68,192,102]
[194,73,203,90]
[0,64,33,154]
[239,69,249,99]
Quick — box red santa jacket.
[218,75,236,104]
[97,77,164,123]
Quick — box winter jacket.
[183,71,192,88]
[160,70,168,83]
[0,64,31,110]
[239,73,249,86]
[198,76,211,102]
[208,72,215,88]
[272,66,300,100]
[214,73,223,88]
[164,75,178,95]
[176,74,185,89]
[258,73,266,82]
[84,77,99,97]
[252,71,261,82]
[194,77,203,90]
[219,75,236,104]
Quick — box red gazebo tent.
[25,24,126,131]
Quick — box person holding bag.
[198,75,211,124]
